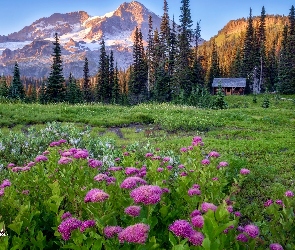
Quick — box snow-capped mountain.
[0,1,162,78]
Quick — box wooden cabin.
[212,78,246,95]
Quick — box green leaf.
[8,221,23,236]
[159,205,169,218]
[202,238,211,250]
[169,232,177,246]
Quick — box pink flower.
[123,152,130,156]
[162,188,170,193]
[43,150,50,155]
[180,172,188,177]
[104,226,123,238]
[192,184,200,189]
[178,164,185,169]
[275,200,284,206]
[61,212,72,220]
[188,188,201,196]
[208,151,220,158]
[145,153,153,158]
[269,243,284,250]
[108,166,123,171]
[0,179,11,188]
[58,217,82,241]
[234,211,242,217]
[212,177,219,181]
[118,223,150,244]
[120,177,147,189]
[180,147,188,153]
[192,136,203,146]
[22,190,30,195]
[130,185,162,205]
[240,168,250,175]
[125,167,140,175]
[94,174,109,182]
[201,159,210,165]
[190,209,201,217]
[227,205,233,213]
[157,167,164,172]
[167,165,173,170]
[191,215,204,228]
[26,161,35,168]
[80,220,96,232]
[7,163,15,168]
[188,231,204,246]
[162,157,170,162]
[285,190,294,197]
[217,161,228,169]
[73,149,89,159]
[50,141,61,147]
[169,220,194,238]
[201,202,217,212]
[0,189,4,197]
[236,233,248,242]
[124,206,141,217]
[84,189,109,203]
[88,159,103,168]
[58,157,72,165]
[35,155,48,162]
[264,199,273,207]
[244,224,259,238]
[114,157,121,162]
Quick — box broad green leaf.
[8,221,23,236]
[169,232,177,246]
[202,237,211,250]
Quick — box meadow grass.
[0,94,294,221]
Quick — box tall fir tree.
[160,0,171,69]
[129,27,148,104]
[207,39,221,89]
[109,50,115,102]
[168,15,177,77]
[112,62,121,104]
[39,81,48,104]
[147,15,154,96]
[97,39,110,103]
[265,39,278,91]
[47,33,65,102]
[66,73,82,104]
[9,62,25,100]
[83,57,92,102]
[0,75,9,98]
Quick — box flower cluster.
[80,220,96,233]
[88,159,103,168]
[58,217,82,241]
[0,179,11,197]
[84,188,109,203]
[124,206,141,217]
[201,202,217,213]
[104,226,123,238]
[130,185,163,205]
[118,223,150,244]
[120,177,147,189]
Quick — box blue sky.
[0,0,294,40]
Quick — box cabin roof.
[212,78,246,87]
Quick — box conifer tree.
[112,62,121,104]
[168,15,177,77]
[39,81,48,104]
[109,51,115,101]
[0,75,9,98]
[47,33,65,102]
[160,0,171,69]
[9,62,25,100]
[265,39,278,91]
[66,73,82,104]
[207,39,221,89]
[147,15,154,96]
[129,27,148,104]
[83,57,92,102]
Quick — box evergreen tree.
[0,75,9,98]
[174,0,194,99]
[26,83,37,103]
[97,39,110,103]
[147,15,154,96]
[112,62,121,104]
[230,47,243,77]
[9,62,25,100]
[47,33,65,102]
[168,15,177,77]
[129,27,148,104]
[265,39,278,91]
[109,51,115,101]
[207,39,221,89]
[66,73,82,104]
[214,82,228,109]
[83,57,92,102]
[39,81,48,104]
[160,0,171,69]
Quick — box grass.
[0,94,294,221]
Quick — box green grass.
[0,94,294,221]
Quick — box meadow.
[0,94,294,249]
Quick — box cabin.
[212,78,246,95]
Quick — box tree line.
[0,1,294,106]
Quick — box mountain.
[0,1,162,78]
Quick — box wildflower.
[108,166,123,171]
[58,139,67,144]
[80,220,96,233]
[237,226,244,232]
[120,177,147,189]
[240,168,250,175]
[201,159,210,165]
[151,156,161,161]
[217,161,228,169]
[88,159,103,168]
[145,153,153,158]
[188,146,193,151]
[180,147,188,153]
[190,209,201,217]
[180,172,188,177]
[208,151,220,158]
[275,200,284,206]
[22,190,30,195]
[157,167,164,172]
[58,217,82,241]
[227,205,234,213]
[124,206,141,217]
[192,184,200,189]
[192,136,203,146]
[61,212,72,220]
[11,167,23,172]
[244,224,259,238]
[234,211,242,217]
[269,243,284,250]
[167,165,173,170]
[0,189,4,197]
[169,220,194,238]
[188,188,201,196]
[7,163,15,168]
[223,225,235,234]
[50,141,61,147]
[84,189,109,203]
[26,161,35,168]
[104,226,123,238]
[201,202,217,212]
[162,157,170,162]
[285,190,294,197]
[43,150,50,155]
[94,174,109,182]
[0,179,11,188]
[22,166,31,172]
[212,177,219,181]
[114,157,121,162]
[123,152,129,156]
[178,164,185,169]
[264,199,273,207]
[73,149,89,159]
[118,223,150,244]
[191,215,204,228]
[58,157,72,165]
[35,155,48,162]
[125,167,140,175]
[130,185,162,205]
[106,176,116,185]
[236,233,248,242]
[188,231,204,246]
[162,188,170,193]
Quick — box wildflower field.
[0,95,294,249]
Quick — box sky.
[0,0,294,40]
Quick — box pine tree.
[0,75,9,98]
[109,51,115,102]
[147,15,154,96]
[128,27,148,104]
[265,39,278,91]
[160,0,171,69]
[66,73,82,104]
[47,33,65,102]
[112,62,121,104]
[214,82,228,109]
[83,57,92,102]
[97,39,110,103]
[39,81,48,104]
[207,39,221,89]
[168,15,177,77]
[9,62,25,100]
